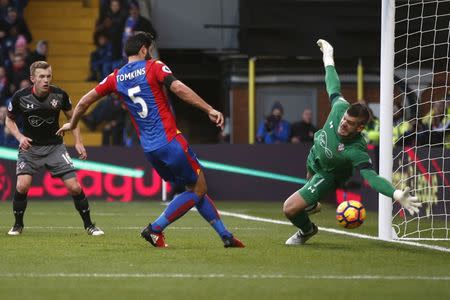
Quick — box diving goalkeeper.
[283,39,422,245]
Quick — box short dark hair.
[347,102,371,125]
[30,61,50,76]
[124,31,154,57]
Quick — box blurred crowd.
[393,99,450,148]
[256,99,450,151]
[88,0,156,82]
[1,1,448,150]
[82,0,157,146]
[256,101,318,145]
[0,0,48,147]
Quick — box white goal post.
[379,0,450,240]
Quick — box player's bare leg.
[283,192,318,245]
[186,169,207,198]
[63,176,104,236]
[8,175,32,235]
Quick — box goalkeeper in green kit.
[283,39,422,245]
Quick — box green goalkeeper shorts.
[299,172,336,206]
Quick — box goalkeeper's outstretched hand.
[316,39,335,67]
[393,187,422,215]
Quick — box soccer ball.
[336,200,366,229]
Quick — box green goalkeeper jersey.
[307,97,370,184]
[307,66,396,198]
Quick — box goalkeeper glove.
[316,39,335,67]
[393,187,422,215]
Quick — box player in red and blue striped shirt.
[57,32,244,248]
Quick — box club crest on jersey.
[50,99,59,109]
[337,143,345,152]
[162,65,172,73]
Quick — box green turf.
[0,200,449,300]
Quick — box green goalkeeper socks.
[288,210,313,234]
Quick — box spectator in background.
[80,98,109,131]
[0,0,10,20]
[6,53,27,90]
[256,101,291,144]
[12,34,27,59]
[87,31,113,81]
[18,78,30,89]
[26,40,48,67]
[0,77,28,147]
[80,93,127,146]
[11,0,29,16]
[290,108,317,143]
[101,94,127,146]
[421,100,450,146]
[1,0,29,17]
[362,107,379,145]
[0,22,8,62]
[401,118,428,147]
[1,6,31,43]
[97,0,127,26]
[393,102,412,146]
[0,65,8,138]
[122,1,157,58]
[98,0,110,19]
[95,0,127,69]
[362,107,380,171]
[3,25,19,62]
[98,0,125,24]
[0,65,10,106]
[422,100,447,130]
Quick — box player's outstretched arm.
[56,89,102,136]
[360,168,422,215]
[317,39,335,67]
[317,39,343,104]
[170,80,224,130]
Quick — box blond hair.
[30,61,51,76]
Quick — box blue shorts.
[145,134,201,186]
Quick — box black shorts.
[16,144,76,180]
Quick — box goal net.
[389,0,450,240]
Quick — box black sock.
[13,190,27,226]
[288,210,313,234]
[73,191,93,228]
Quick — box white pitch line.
[218,210,450,253]
[0,273,449,281]
[0,212,159,217]
[0,226,265,231]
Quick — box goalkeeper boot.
[8,223,23,236]
[86,224,104,236]
[305,202,322,215]
[223,235,245,248]
[141,224,167,248]
[285,223,318,245]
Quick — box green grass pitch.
[0,200,449,300]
